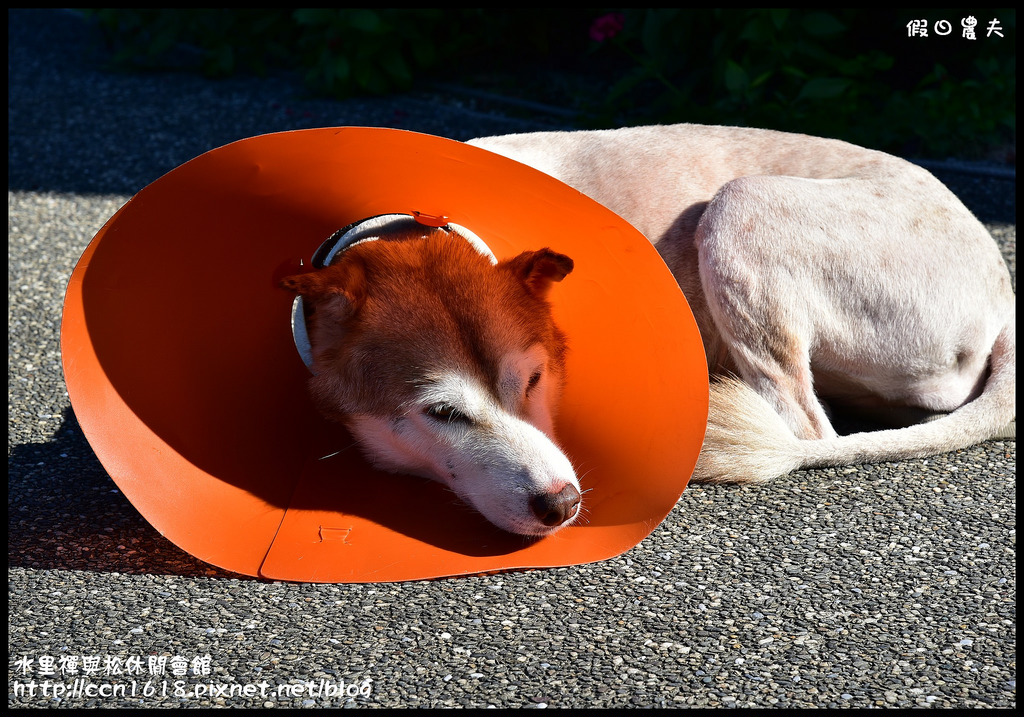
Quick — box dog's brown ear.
[501,248,574,299]
[280,260,366,321]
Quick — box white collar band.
[313,213,497,268]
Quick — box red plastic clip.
[411,210,449,227]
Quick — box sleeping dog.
[283,124,1015,535]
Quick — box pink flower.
[589,12,625,42]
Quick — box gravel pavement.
[8,8,1015,709]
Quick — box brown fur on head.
[280,227,573,424]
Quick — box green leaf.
[770,9,790,30]
[293,9,336,26]
[738,15,771,43]
[354,61,388,94]
[724,60,748,94]
[207,44,235,76]
[640,12,664,58]
[148,22,181,57]
[348,9,381,33]
[801,12,846,37]
[331,55,351,84]
[750,70,774,88]
[870,52,894,71]
[411,39,436,68]
[380,52,411,85]
[797,77,851,100]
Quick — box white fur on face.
[345,348,579,536]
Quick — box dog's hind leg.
[694,176,840,442]
[695,324,1015,484]
[692,171,1015,484]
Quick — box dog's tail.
[694,323,1015,483]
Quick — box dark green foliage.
[82,9,1015,160]
[591,9,1015,160]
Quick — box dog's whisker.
[572,504,594,527]
[317,441,360,461]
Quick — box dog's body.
[284,123,1015,535]
[470,125,1015,482]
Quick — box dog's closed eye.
[526,370,542,394]
[424,403,473,425]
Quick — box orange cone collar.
[60,127,708,583]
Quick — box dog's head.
[281,227,579,536]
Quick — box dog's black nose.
[529,484,581,527]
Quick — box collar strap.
[292,213,497,372]
[313,213,497,268]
